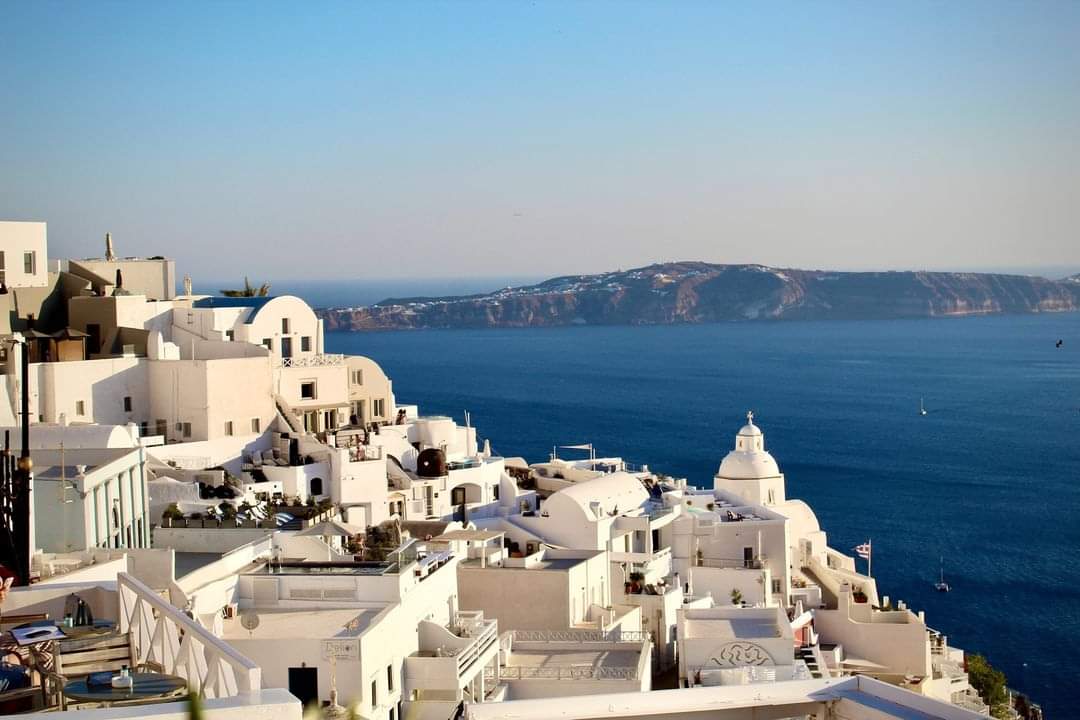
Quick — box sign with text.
[321,639,360,661]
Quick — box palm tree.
[220,277,271,298]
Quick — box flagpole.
[868,538,872,579]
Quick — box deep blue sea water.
[326,314,1080,717]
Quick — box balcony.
[275,353,345,368]
[405,611,499,693]
[696,555,766,570]
[490,630,651,687]
[118,572,261,698]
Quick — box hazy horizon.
[4,1,1079,278]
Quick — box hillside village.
[0,221,1024,720]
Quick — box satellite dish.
[240,611,260,633]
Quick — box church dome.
[717,411,781,480]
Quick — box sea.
[324,313,1080,717]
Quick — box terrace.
[3,572,274,717]
[486,630,652,698]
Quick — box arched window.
[310,477,324,496]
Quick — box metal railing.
[697,556,766,570]
[486,665,638,680]
[276,353,345,368]
[118,572,261,699]
[509,629,648,644]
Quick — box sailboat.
[919,398,928,416]
[935,558,950,592]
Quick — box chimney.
[105,232,116,261]
[115,268,123,288]
[183,274,193,296]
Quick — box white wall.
[0,220,48,288]
[31,357,149,425]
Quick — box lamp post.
[3,335,33,585]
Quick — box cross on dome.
[746,410,754,425]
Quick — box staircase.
[797,645,825,679]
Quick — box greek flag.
[853,542,871,560]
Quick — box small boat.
[919,398,928,416]
[935,558,950,592]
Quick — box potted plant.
[161,504,184,528]
[219,502,237,524]
[852,587,868,604]
[730,588,744,606]
[629,571,645,594]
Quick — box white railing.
[486,665,639,680]
[276,353,345,368]
[509,629,648,644]
[452,613,498,675]
[117,572,261,699]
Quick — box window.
[371,678,378,707]
[182,422,192,438]
[387,664,394,692]
[351,369,363,385]
[0,251,5,283]
[772,579,782,595]
[75,400,86,416]
[262,338,272,350]
[251,418,261,433]
[225,330,234,341]
[123,396,133,412]
[300,381,316,400]
[23,251,36,275]
[282,318,291,334]
[301,336,311,352]
[373,398,385,417]
[187,312,194,325]
[224,421,234,436]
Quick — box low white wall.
[2,582,118,624]
[154,527,272,553]
[125,548,177,590]
[18,688,302,720]
[689,566,771,607]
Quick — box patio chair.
[35,633,164,710]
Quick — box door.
[281,337,293,359]
[743,546,754,568]
[424,485,435,516]
[451,487,466,506]
[288,666,318,708]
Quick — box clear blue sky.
[2,1,1079,281]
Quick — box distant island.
[317,262,1080,331]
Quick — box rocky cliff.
[318,263,1080,331]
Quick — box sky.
[2,0,1079,282]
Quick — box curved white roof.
[718,450,780,479]
[737,423,762,438]
[544,472,649,521]
[775,499,821,537]
[717,412,781,480]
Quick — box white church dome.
[717,411,781,480]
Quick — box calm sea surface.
[326,314,1080,716]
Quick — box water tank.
[416,448,448,478]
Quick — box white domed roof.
[716,411,781,480]
[738,423,762,438]
[718,450,780,479]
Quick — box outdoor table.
[62,672,188,707]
